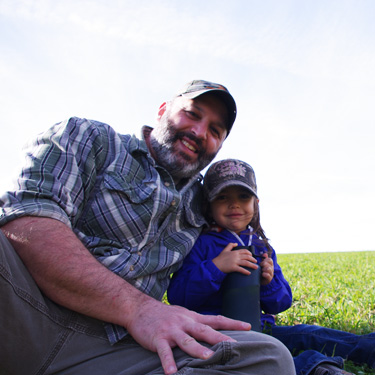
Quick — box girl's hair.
[248,199,273,255]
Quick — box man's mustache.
[173,131,204,155]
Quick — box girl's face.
[210,185,256,234]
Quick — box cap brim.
[207,181,258,202]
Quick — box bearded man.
[0,80,295,375]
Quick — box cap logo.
[216,160,246,178]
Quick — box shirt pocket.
[103,171,156,203]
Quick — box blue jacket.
[167,228,292,326]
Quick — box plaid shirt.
[0,117,206,343]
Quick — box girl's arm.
[168,239,226,312]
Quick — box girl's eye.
[214,195,226,201]
[240,194,252,200]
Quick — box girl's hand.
[212,243,258,275]
[260,253,274,285]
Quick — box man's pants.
[0,230,295,375]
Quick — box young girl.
[167,158,292,328]
[168,158,370,375]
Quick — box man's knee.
[221,330,296,374]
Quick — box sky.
[1,0,374,254]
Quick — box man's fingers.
[156,331,215,375]
[174,331,215,359]
[198,313,251,332]
[156,340,178,375]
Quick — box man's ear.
[157,102,167,121]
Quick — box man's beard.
[149,116,218,181]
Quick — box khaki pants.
[0,230,295,375]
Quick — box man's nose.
[190,121,208,140]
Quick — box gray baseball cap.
[203,159,258,201]
[175,80,237,136]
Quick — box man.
[0,80,295,374]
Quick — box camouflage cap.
[203,159,258,201]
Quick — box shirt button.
[137,251,142,256]
[165,182,170,187]
[129,265,134,271]
[171,200,176,206]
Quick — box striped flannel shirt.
[0,117,206,344]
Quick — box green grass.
[276,251,375,374]
[276,251,375,334]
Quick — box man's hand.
[126,297,251,375]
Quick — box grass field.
[276,251,375,374]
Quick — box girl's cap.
[203,159,258,201]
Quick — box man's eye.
[185,110,199,119]
[210,126,220,137]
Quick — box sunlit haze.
[1,0,374,253]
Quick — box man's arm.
[2,216,251,375]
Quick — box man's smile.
[181,139,197,153]
[179,137,200,155]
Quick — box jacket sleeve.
[260,246,293,314]
[167,237,226,311]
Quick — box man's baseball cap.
[203,159,258,201]
[175,80,237,136]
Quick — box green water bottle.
[221,245,261,332]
